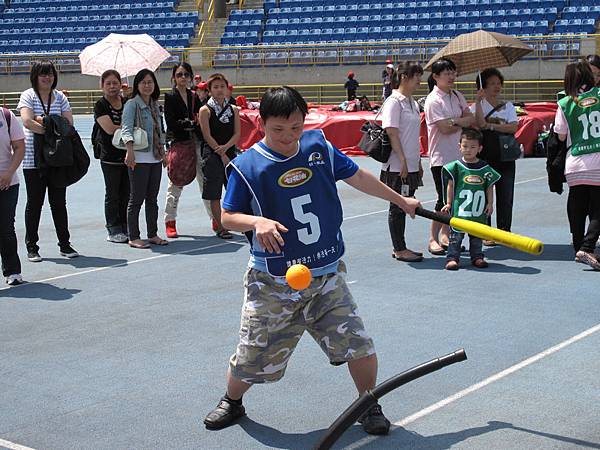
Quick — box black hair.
[131,69,161,100]
[475,68,505,90]
[460,127,483,145]
[101,69,121,84]
[563,61,595,98]
[206,73,229,91]
[259,86,308,122]
[30,60,58,92]
[427,57,456,92]
[392,61,424,89]
[586,54,600,71]
[171,62,194,83]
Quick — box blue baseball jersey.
[223,130,359,277]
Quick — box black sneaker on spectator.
[6,274,23,285]
[60,245,79,259]
[358,403,391,435]
[27,251,42,262]
[204,396,246,430]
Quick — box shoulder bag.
[358,97,393,163]
[112,104,149,150]
[481,102,521,162]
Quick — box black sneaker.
[60,245,79,259]
[358,403,391,435]
[204,396,246,430]
[27,251,42,262]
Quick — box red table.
[239,103,557,158]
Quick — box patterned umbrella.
[423,30,533,76]
[79,33,171,77]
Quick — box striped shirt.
[17,88,71,169]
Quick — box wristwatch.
[448,118,455,127]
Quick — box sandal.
[148,236,169,246]
[216,230,233,240]
[129,240,150,249]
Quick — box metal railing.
[0,33,593,75]
[0,80,565,115]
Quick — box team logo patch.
[463,174,484,185]
[579,97,598,108]
[278,168,313,187]
[308,152,323,162]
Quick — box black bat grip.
[313,349,467,450]
[415,206,451,225]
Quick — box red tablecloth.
[240,102,557,157]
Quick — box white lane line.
[346,322,600,449]
[0,438,36,450]
[1,173,546,291]
[0,240,245,292]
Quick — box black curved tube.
[415,206,451,225]
[312,349,467,450]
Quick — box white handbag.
[112,104,149,150]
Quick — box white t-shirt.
[469,98,518,124]
[17,88,71,169]
[381,91,421,173]
[0,108,25,186]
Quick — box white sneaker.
[107,233,128,243]
[6,274,23,285]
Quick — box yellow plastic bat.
[416,208,544,256]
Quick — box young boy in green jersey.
[442,128,501,270]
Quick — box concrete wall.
[0,59,574,93]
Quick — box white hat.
[386,64,394,69]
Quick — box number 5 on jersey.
[291,194,321,245]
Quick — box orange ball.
[286,264,312,291]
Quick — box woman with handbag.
[471,68,519,244]
[121,69,168,249]
[554,61,600,270]
[198,73,240,240]
[93,70,129,244]
[163,63,213,238]
[17,60,78,262]
[380,62,425,262]
[424,58,475,255]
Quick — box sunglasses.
[175,72,191,78]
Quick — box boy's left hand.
[485,203,494,216]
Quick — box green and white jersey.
[558,87,600,157]
[443,159,501,226]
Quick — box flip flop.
[148,237,169,246]
[129,240,150,249]
[428,245,446,256]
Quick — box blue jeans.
[0,184,21,276]
[447,229,483,262]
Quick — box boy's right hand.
[401,197,421,218]
[255,217,288,254]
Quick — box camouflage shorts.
[229,261,375,384]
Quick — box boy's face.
[459,138,482,160]
[260,110,305,154]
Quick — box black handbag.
[358,97,392,163]
[481,102,521,162]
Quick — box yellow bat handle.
[449,218,544,255]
